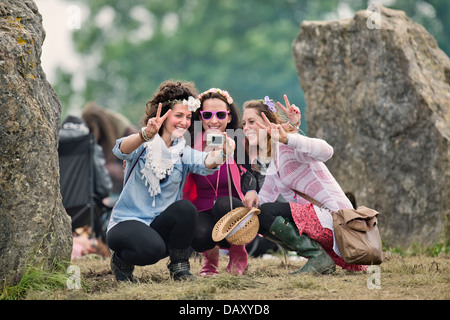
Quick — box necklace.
[257,145,271,163]
[204,164,222,204]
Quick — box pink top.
[190,162,240,212]
[182,131,245,212]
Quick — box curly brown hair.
[142,80,198,135]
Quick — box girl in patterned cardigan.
[215,95,366,274]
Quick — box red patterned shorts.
[290,202,367,272]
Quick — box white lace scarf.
[141,134,185,206]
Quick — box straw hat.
[212,207,261,245]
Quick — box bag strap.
[125,148,146,185]
[293,190,324,208]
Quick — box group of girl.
[106,80,366,283]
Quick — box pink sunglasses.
[200,110,230,120]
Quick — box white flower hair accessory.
[183,96,201,112]
[166,96,201,112]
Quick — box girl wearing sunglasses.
[183,88,253,276]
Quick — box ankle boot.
[269,216,336,275]
[200,246,220,276]
[168,247,194,281]
[226,244,248,276]
[110,252,136,283]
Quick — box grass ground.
[22,251,450,301]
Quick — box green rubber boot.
[264,231,293,252]
[268,216,336,275]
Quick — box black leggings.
[190,196,294,251]
[106,200,198,266]
[258,202,294,234]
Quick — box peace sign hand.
[256,112,289,144]
[277,94,301,128]
[145,103,171,138]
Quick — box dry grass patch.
[20,252,450,300]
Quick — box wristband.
[140,127,150,142]
[138,130,146,142]
[289,120,301,129]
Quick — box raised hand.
[256,112,288,144]
[277,94,301,128]
[204,132,236,169]
[145,103,171,138]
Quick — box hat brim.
[212,206,260,243]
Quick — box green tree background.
[53,0,450,133]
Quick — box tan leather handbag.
[294,190,383,265]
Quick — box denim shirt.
[107,137,218,230]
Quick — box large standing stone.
[292,6,449,247]
[0,0,72,286]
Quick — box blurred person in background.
[82,102,138,201]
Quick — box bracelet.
[289,120,301,129]
[138,130,146,142]
[219,150,226,158]
[140,127,150,142]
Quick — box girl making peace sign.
[215,95,366,274]
[246,95,366,273]
[106,81,235,282]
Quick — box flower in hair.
[167,96,201,112]
[264,96,277,113]
[183,96,201,112]
[198,88,234,105]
